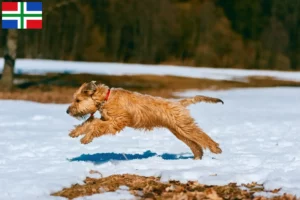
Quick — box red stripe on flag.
[26,20,42,29]
[2,2,18,11]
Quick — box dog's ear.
[83,81,97,96]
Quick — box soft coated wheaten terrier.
[67,81,223,159]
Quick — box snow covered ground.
[1,58,300,81]
[0,87,300,199]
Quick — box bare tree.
[0,30,18,91]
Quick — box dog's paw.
[80,136,93,144]
[210,145,222,154]
[69,129,81,138]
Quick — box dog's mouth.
[74,115,89,121]
[67,107,94,120]
[70,113,90,120]
[69,112,90,120]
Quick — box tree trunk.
[1,30,18,91]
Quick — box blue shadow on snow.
[69,150,193,164]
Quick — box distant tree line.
[1,0,300,70]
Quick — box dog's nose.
[66,109,70,114]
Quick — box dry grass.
[52,173,297,200]
[1,73,300,103]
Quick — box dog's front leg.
[80,119,125,144]
[69,115,95,138]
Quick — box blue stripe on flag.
[2,20,18,29]
[26,2,42,11]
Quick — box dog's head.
[66,81,102,118]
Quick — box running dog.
[66,81,223,159]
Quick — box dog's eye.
[76,99,80,103]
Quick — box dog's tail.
[179,95,224,107]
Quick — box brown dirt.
[52,173,296,200]
[0,73,300,103]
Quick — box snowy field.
[0,87,300,199]
[1,58,300,81]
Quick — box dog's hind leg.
[170,115,222,155]
[184,124,222,154]
[169,128,203,159]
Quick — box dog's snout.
[66,108,70,114]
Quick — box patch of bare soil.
[52,173,296,200]
[1,73,300,103]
